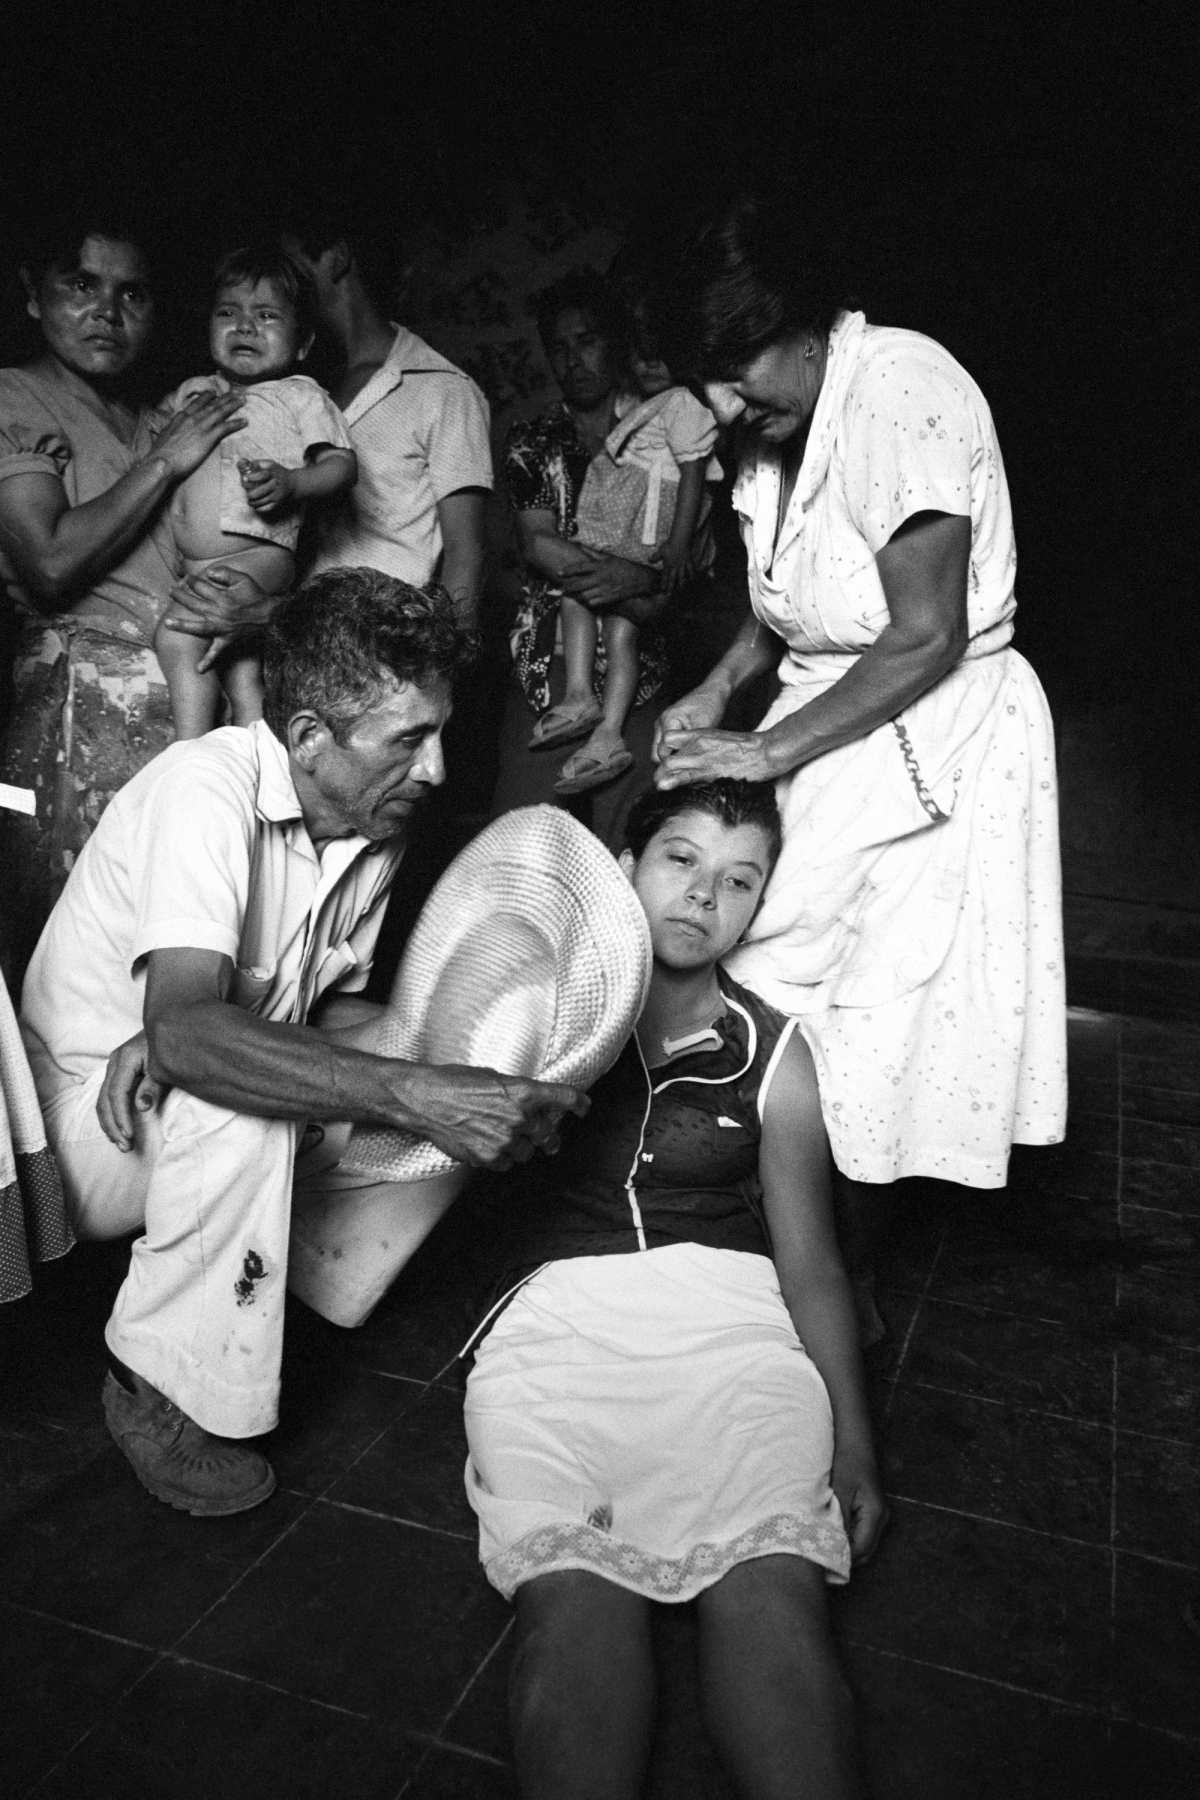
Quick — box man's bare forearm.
[522,524,603,581]
[149,1000,436,1133]
[437,489,488,622]
[440,541,485,623]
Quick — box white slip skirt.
[463,1241,850,1603]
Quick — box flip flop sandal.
[553,744,635,796]
[527,699,604,751]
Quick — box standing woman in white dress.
[654,195,1067,1314]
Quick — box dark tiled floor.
[3,1010,1200,1798]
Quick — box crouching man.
[19,567,585,1516]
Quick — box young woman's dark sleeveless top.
[491,969,793,1293]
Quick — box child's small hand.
[239,459,295,515]
[650,538,692,596]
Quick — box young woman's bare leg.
[695,1555,862,1800]
[510,1570,657,1800]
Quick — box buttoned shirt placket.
[625,994,759,1253]
[248,724,381,1027]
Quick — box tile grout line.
[348,1366,431,1388]
[21,1624,167,1797]
[885,1491,1200,1571]
[410,1733,511,1769]
[170,1359,455,1658]
[434,1617,515,1740]
[18,1358,464,1796]
[24,1488,329,1793]
[166,1495,318,1658]
[314,1493,475,1543]
[881,1285,1083,1332]
[899,1376,1106,1425]
[4,1599,157,1657]
[843,1639,1108,1715]
[1109,1015,1124,1723]
[163,1648,378,1719]
[899,1368,1200,1440]
[1107,1345,1120,1724]
[883,1226,945,1420]
[1119,1198,1200,1223]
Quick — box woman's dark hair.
[19,202,155,288]
[534,267,631,365]
[624,779,783,871]
[212,245,319,342]
[671,192,846,382]
[262,568,478,742]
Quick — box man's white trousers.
[44,1074,461,1437]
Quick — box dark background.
[2,0,1196,912]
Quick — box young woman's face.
[210,277,310,383]
[620,809,774,971]
[25,235,154,384]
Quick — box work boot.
[102,1364,276,1517]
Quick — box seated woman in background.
[464,779,885,1800]
[491,268,673,849]
[531,313,721,798]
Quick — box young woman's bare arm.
[759,1031,887,1563]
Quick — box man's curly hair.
[261,568,478,743]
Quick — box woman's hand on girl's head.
[152,388,247,481]
[832,1443,889,1565]
[654,726,775,789]
[651,687,727,766]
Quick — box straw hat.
[339,804,653,1182]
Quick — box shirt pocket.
[703,1111,758,1180]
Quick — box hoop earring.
[803,336,816,361]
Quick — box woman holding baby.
[0,209,297,961]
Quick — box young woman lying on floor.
[463,778,887,1800]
